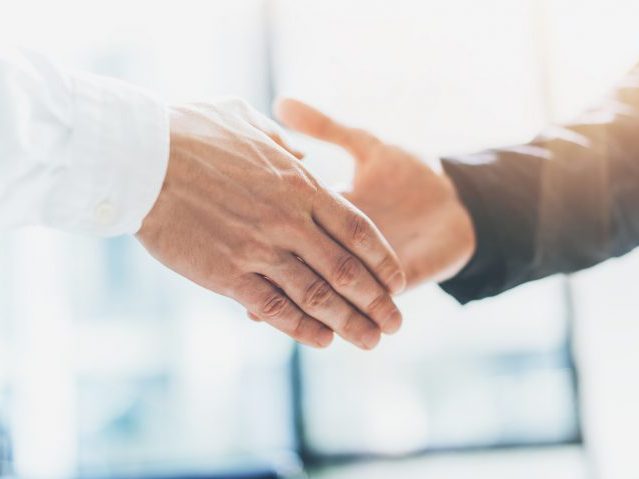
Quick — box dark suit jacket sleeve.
[439,64,639,304]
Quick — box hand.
[275,98,475,288]
[137,99,406,350]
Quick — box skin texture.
[275,98,476,288]
[137,99,406,350]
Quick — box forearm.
[0,47,169,235]
[440,65,639,303]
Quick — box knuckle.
[339,311,359,335]
[377,254,400,283]
[218,97,254,122]
[333,255,360,286]
[359,129,383,150]
[367,293,392,317]
[348,213,372,248]
[260,293,288,318]
[303,279,333,309]
[276,217,309,241]
[291,315,309,339]
[272,207,306,230]
[285,169,316,194]
[242,238,283,268]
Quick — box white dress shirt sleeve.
[0,47,170,236]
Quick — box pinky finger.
[237,274,334,348]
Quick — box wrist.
[439,171,477,280]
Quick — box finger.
[233,99,305,159]
[235,274,334,348]
[268,254,382,349]
[209,97,305,159]
[268,132,305,160]
[274,97,381,160]
[294,223,404,335]
[313,189,406,295]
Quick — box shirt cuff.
[43,71,169,236]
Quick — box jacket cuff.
[438,156,507,304]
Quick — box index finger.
[275,98,381,159]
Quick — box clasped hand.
[276,98,476,289]
[137,99,406,350]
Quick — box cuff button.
[95,201,116,226]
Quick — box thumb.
[274,97,381,160]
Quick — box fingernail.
[361,328,381,350]
[383,310,403,335]
[388,271,407,294]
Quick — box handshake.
[137,98,476,350]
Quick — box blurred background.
[1,0,639,477]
